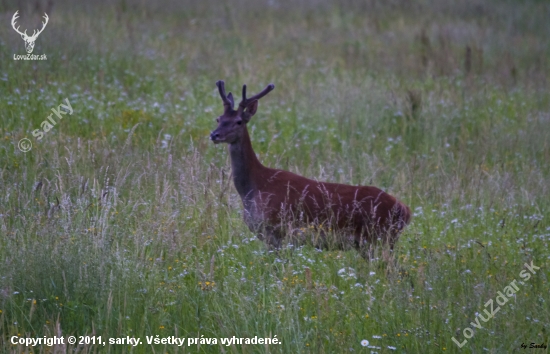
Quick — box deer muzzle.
[210,131,223,144]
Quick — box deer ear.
[227,92,234,108]
[246,100,258,116]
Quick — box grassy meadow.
[1,0,549,352]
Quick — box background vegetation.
[0,0,549,352]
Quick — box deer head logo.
[11,11,49,54]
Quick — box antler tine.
[11,10,19,25]
[216,80,233,110]
[241,85,247,105]
[11,11,25,36]
[36,13,49,35]
[238,83,275,108]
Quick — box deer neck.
[229,127,263,200]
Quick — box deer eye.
[236,120,242,125]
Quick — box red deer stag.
[210,80,411,260]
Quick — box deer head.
[210,80,275,144]
[11,11,49,54]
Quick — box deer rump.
[241,167,411,252]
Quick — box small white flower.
[337,267,357,279]
[372,335,382,339]
[360,339,369,347]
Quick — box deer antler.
[11,11,28,38]
[33,12,50,37]
[216,80,235,111]
[11,11,49,40]
[29,13,49,40]
[237,83,275,113]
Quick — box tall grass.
[0,0,549,353]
